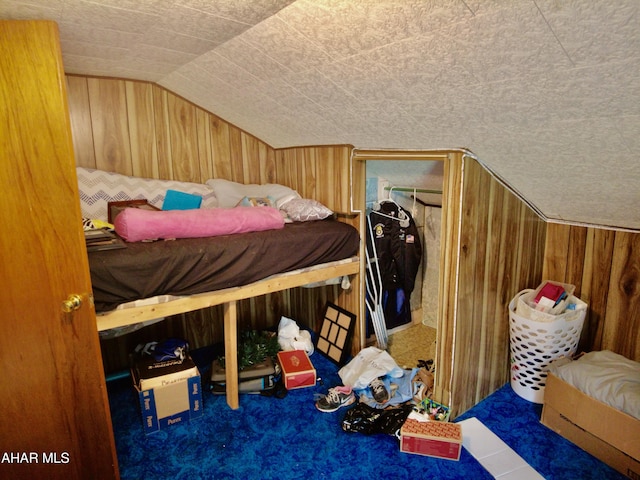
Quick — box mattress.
[89,219,359,313]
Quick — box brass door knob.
[62,294,82,313]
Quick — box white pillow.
[206,178,300,209]
[280,198,334,222]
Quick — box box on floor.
[400,418,462,460]
[131,354,203,434]
[541,372,640,479]
[276,350,316,390]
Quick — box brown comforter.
[88,219,359,312]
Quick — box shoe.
[315,386,355,413]
[370,378,389,404]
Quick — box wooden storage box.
[541,372,640,478]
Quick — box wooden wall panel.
[167,95,200,182]
[152,87,173,180]
[447,156,547,417]
[196,109,213,180]
[86,78,133,174]
[229,127,244,182]
[274,145,353,212]
[434,152,462,405]
[125,81,157,178]
[208,117,232,179]
[605,233,640,358]
[274,145,361,356]
[66,75,361,373]
[543,224,640,361]
[275,148,299,196]
[454,154,485,403]
[65,76,95,168]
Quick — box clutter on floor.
[109,338,627,480]
[312,343,453,463]
[117,300,634,480]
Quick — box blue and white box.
[132,355,203,434]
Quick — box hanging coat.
[367,201,422,329]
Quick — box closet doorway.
[359,151,446,369]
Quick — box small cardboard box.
[277,350,316,390]
[400,419,462,460]
[541,372,640,479]
[132,355,203,435]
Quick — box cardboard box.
[400,419,462,460]
[277,350,316,390]
[132,355,203,434]
[541,372,640,479]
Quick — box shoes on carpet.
[370,378,390,404]
[315,385,355,412]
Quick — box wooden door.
[0,21,119,479]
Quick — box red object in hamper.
[400,419,462,460]
[277,350,316,390]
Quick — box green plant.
[218,330,280,370]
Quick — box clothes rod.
[384,186,443,195]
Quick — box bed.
[78,167,361,409]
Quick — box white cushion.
[280,198,334,222]
[206,178,300,209]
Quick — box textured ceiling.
[2,0,639,230]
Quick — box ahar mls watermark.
[1,452,70,464]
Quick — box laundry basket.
[509,289,587,403]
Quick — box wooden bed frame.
[96,256,360,409]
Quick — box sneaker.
[315,385,355,413]
[370,378,389,404]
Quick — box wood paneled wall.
[274,146,362,350]
[447,158,640,417]
[65,75,360,373]
[67,75,276,184]
[445,156,547,417]
[543,223,640,361]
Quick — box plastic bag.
[342,402,413,436]
[277,316,314,355]
[338,346,403,390]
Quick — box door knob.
[62,294,82,313]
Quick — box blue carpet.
[108,350,626,480]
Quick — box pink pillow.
[114,206,284,242]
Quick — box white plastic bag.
[277,316,314,355]
[338,346,403,390]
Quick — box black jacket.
[367,201,422,296]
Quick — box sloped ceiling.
[2,1,639,230]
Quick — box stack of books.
[84,228,125,252]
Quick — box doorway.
[364,157,444,369]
